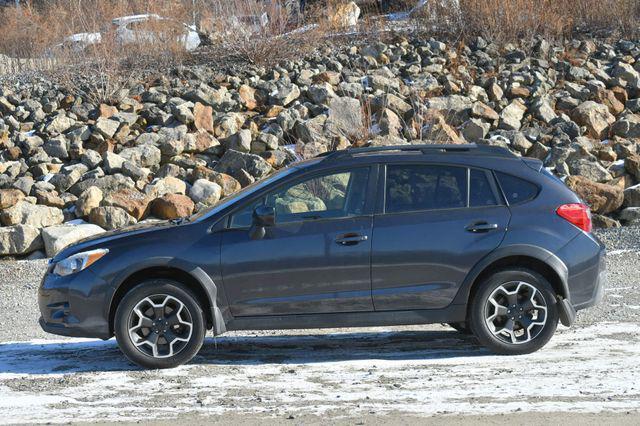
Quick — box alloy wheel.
[484,281,548,345]
[128,294,193,358]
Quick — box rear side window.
[470,169,498,207]
[496,172,539,205]
[385,165,467,213]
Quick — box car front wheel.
[470,269,559,355]
[114,280,206,369]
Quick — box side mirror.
[249,206,275,240]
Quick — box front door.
[372,164,510,310]
[220,167,374,317]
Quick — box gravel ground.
[0,229,638,424]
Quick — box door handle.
[335,233,368,246]
[466,222,499,233]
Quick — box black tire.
[114,280,206,369]
[448,322,472,334]
[470,268,559,355]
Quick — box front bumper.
[38,264,112,340]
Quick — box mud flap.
[557,298,576,327]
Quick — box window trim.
[225,165,375,229]
[379,163,504,216]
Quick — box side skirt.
[225,304,467,331]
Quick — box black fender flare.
[452,244,570,307]
[107,257,227,335]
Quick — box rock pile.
[2,33,640,257]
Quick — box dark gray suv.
[39,144,606,369]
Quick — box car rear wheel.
[470,269,558,355]
[114,280,206,369]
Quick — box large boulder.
[102,188,152,220]
[325,96,363,141]
[214,150,272,180]
[571,101,615,139]
[151,194,194,219]
[89,206,137,230]
[0,201,64,228]
[0,225,43,255]
[189,179,222,206]
[565,176,624,214]
[70,174,135,197]
[41,223,105,257]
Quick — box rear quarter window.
[495,172,539,205]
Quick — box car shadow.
[0,329,489,375]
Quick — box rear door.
[372,163,510,310]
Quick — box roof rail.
[319,143,515,161]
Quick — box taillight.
[556,203,592,233]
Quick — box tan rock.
[565,175,624,214]
[571,101,615,139]
[102,188,152,220]
[76,186,103,217]
[0,189,25,210]
[99,104,118,118]
[151,194,194,220]
[194,102,213,133]
[239,85,257,110]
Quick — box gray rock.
[0,201,64,228]
[214,149,272,180]
[69,174,135,197]
[103,151,125,174]
[619,207,640,224]
[43,135,68,159]
[623,184,640,207]
[189,179,222,206]
[225,129,252,153]
[41,223,105,257]
[94,117,120,139]
[0,225,43,255]
[461,119,490,141]
[81,149,102,169]
[568,158,613,182]
[89,206,137,230]
[325,96,363,141]
[611,114,640,138]
[119,145,161,169]
[499,100,526,131]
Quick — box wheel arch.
[455,245,570,310]
[107,260,226,337]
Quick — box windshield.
[190,166,301,222]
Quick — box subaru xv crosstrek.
[39,144,606,369]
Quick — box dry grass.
[414,0,640,44]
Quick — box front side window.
[385,164,467,213]
[229,168,369,228]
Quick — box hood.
[52,219,178,262]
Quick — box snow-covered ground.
[0,322,639,424]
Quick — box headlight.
[53,249,109,277]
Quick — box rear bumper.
[556,231,606,312]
